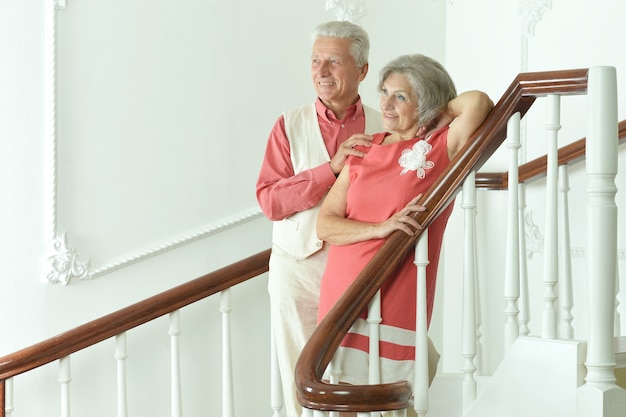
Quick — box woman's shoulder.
[372,131,390,145]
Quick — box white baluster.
[577,66,626,415]
[558,166,574,339]
[615,260,621,336]
[327,349,343,417]
[169,311,183,417]
[368,290,382,385]
[414,230,429,417]
[473,237,484,375]
[5,378,13,416]
[542,94,561,339]
[392,409,407,417]
[328,348,344,385]
[221,290,235,417]
[504,112,521,348]
[300,406,314,417]
[270,324,283,417]
[115,333,128,417]
[59,356,71,417]
[518,184,531,337]
[461,173,478,408]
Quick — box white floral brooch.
[398,139,434,178]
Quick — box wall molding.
[42,1,263,285]
[325,0,366,23]
[520,0,552,38]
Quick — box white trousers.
[268,245,328,417]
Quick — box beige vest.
[272,103,383,259]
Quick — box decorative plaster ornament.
[46,233,90,285]
[325,0,366,24]
[524,210,544,259]
[519,0,552,37]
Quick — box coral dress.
[317,126,454,384]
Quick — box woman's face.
[379,72,419,138]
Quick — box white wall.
[0,1,446,416]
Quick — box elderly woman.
[316,54,493,388]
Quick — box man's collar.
[315,96,363,123]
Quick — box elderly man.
[256,20,381,417]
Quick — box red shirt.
[256,97,367,220]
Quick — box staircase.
[0,68,625,417]
[429,336,626,417]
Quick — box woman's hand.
[374,194,426,239]
[317,182,427,246]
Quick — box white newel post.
[414,230,429,417]
[461,173,478,408]
[504,112,521,348]
[576,66,626,416]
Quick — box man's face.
[310,37,367,109]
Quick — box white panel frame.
[42,0,262,285]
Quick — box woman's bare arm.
[445,91,494,160]
[316,167,425,246]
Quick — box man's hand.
[329,133,374,175]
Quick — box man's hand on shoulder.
[329,133,374,175]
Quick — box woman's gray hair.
[378,54,457,130]
[311,21,370,68]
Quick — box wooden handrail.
[475,119,626,190]
[0,249,271,381]
[295,68,591,412]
